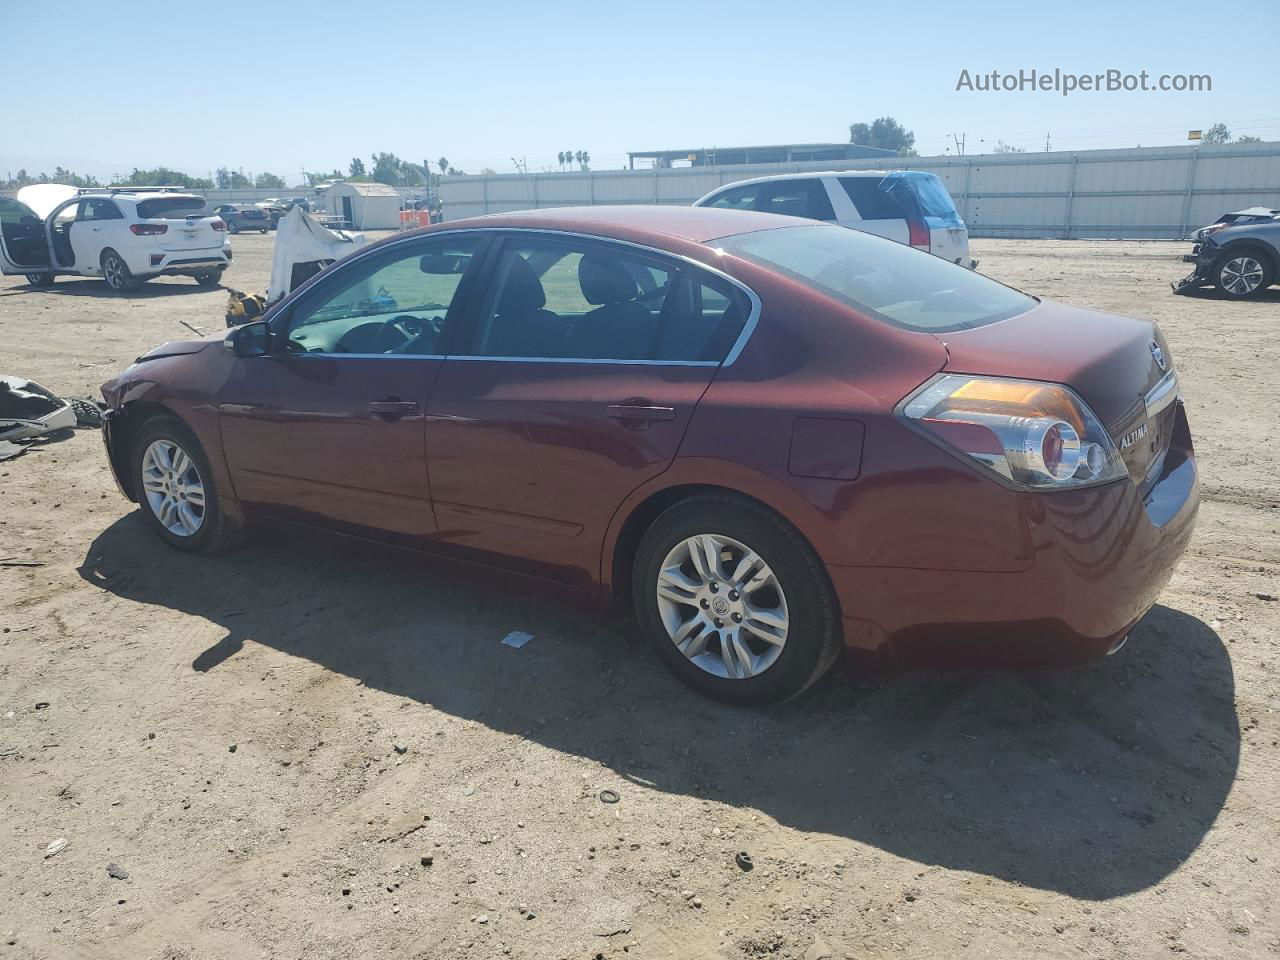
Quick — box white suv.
[0,186,232,292]
[694,171,976,269]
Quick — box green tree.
[849,117,917,156]
[124,167,213,189]
[1201,123,1231,144]
[255,172,285,189]
[1236,135,1261,144]
[349,157,366,177]
[992,141,1026,153]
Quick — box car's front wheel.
[1213,249,1273,299]
[131,416,238,553]
[633,495,842,706]
[101,250,138,292]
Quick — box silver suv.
[1176,212,1279,299]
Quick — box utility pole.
[1045,132,1052,152]
[950,133,966,156]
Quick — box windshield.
[717,224,1034,332]
[136,197,212,219]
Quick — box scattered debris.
[420,855,433,867]
[34,702,50,710]
[501,631,534,649]
[1,560,47,568]
[178,320,206,338]
[735,851,754,871]
[106,863,129,880]
[44,838,68,859]
[803,935,833,960]
[393,743,408,755]
[228,744,238,753]
[598,788,620,804]
[1255,592,1277,602]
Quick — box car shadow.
[78,513,1239,900]
[0,278,212,299]
[1172,284,1280,303]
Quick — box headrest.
[497,255,547,313]
[579,255,639,305]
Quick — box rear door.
[135,196,224,255]
[70,198,124,269]
[424,232,751,587]
[218,232,487,543]
[0,197,51,275]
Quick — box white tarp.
[267,206,367,302]
[15,183,79,219]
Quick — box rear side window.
[756,180,836,221]
[471,237,747,363]
[80,199,123,221]
[838,177,903,220]
[136,197,212,219]
[718,224,1032,333]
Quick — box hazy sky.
[3,0,1277,183]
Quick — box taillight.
[211,219,226,232]
[907,218,930,249]
[900,374,1126,490]
[130,223,168,236]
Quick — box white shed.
[325,182,402,229]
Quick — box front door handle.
[604,404,675,422]
[368,398,418,421]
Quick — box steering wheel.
[373,314,440,353]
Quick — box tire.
[1212,248,1273,300]
[25,272,54,287]
[194,270,224,288]
[101,249,138,292]
[130,415,240,553]
[227,221,241,235]
[632,494,842,706]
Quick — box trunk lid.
[135,195,224,252]
[939,299,1177,488]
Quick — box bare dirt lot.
[1,235,1277,960]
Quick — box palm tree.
[438,157,449,175]
[573,150,583,169]
[556,151,565,171]
[581,150,590,171]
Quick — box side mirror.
[224,320,269,357]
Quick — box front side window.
[718,224,1033,333]
[703,183,761,212]
[281,236,482,355]
[470,237,748,363]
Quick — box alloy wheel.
[654,533,789,680]
[103,254,127,290]
[1220,256,1264,295]
[140,439,206,537]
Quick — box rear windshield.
[893,174,960,220]
[136,197,212,220]
[717,224,1033,333]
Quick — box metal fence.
[437,142,1280,240]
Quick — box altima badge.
[1120,422,1149,450]
[1150,340,1168,372]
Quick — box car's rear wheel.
[25,272,54,287]
[101,250,138,292]
[1213,249,1272,299]
[131,416,238,553]
[194,270,224,288]
[633,495,841,706]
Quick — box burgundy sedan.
[99,206,1198,705]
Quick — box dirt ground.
[1,234,1277,960]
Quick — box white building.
[325,182,402,230]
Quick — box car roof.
[698,170,900,195]
[434,204,815,244]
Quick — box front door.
[425,233,751,588]
[218,232,486,543]
[0,198,51,276]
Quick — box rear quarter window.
[136,197,213,219]
[718,224,1032,333]
[838,177,903,220]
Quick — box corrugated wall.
[438,142,1280,239]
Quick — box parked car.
[254,200,289,228]
[695,171,976,268]
[0,186,230,291]
[1174,213,1279,299]
[1190,206,1279,241]
[98,205,1197,705]
[213,204,272,235]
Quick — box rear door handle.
[607,403,676,422]
[368,398,418,420]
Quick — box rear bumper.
[830,403,1199,670]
